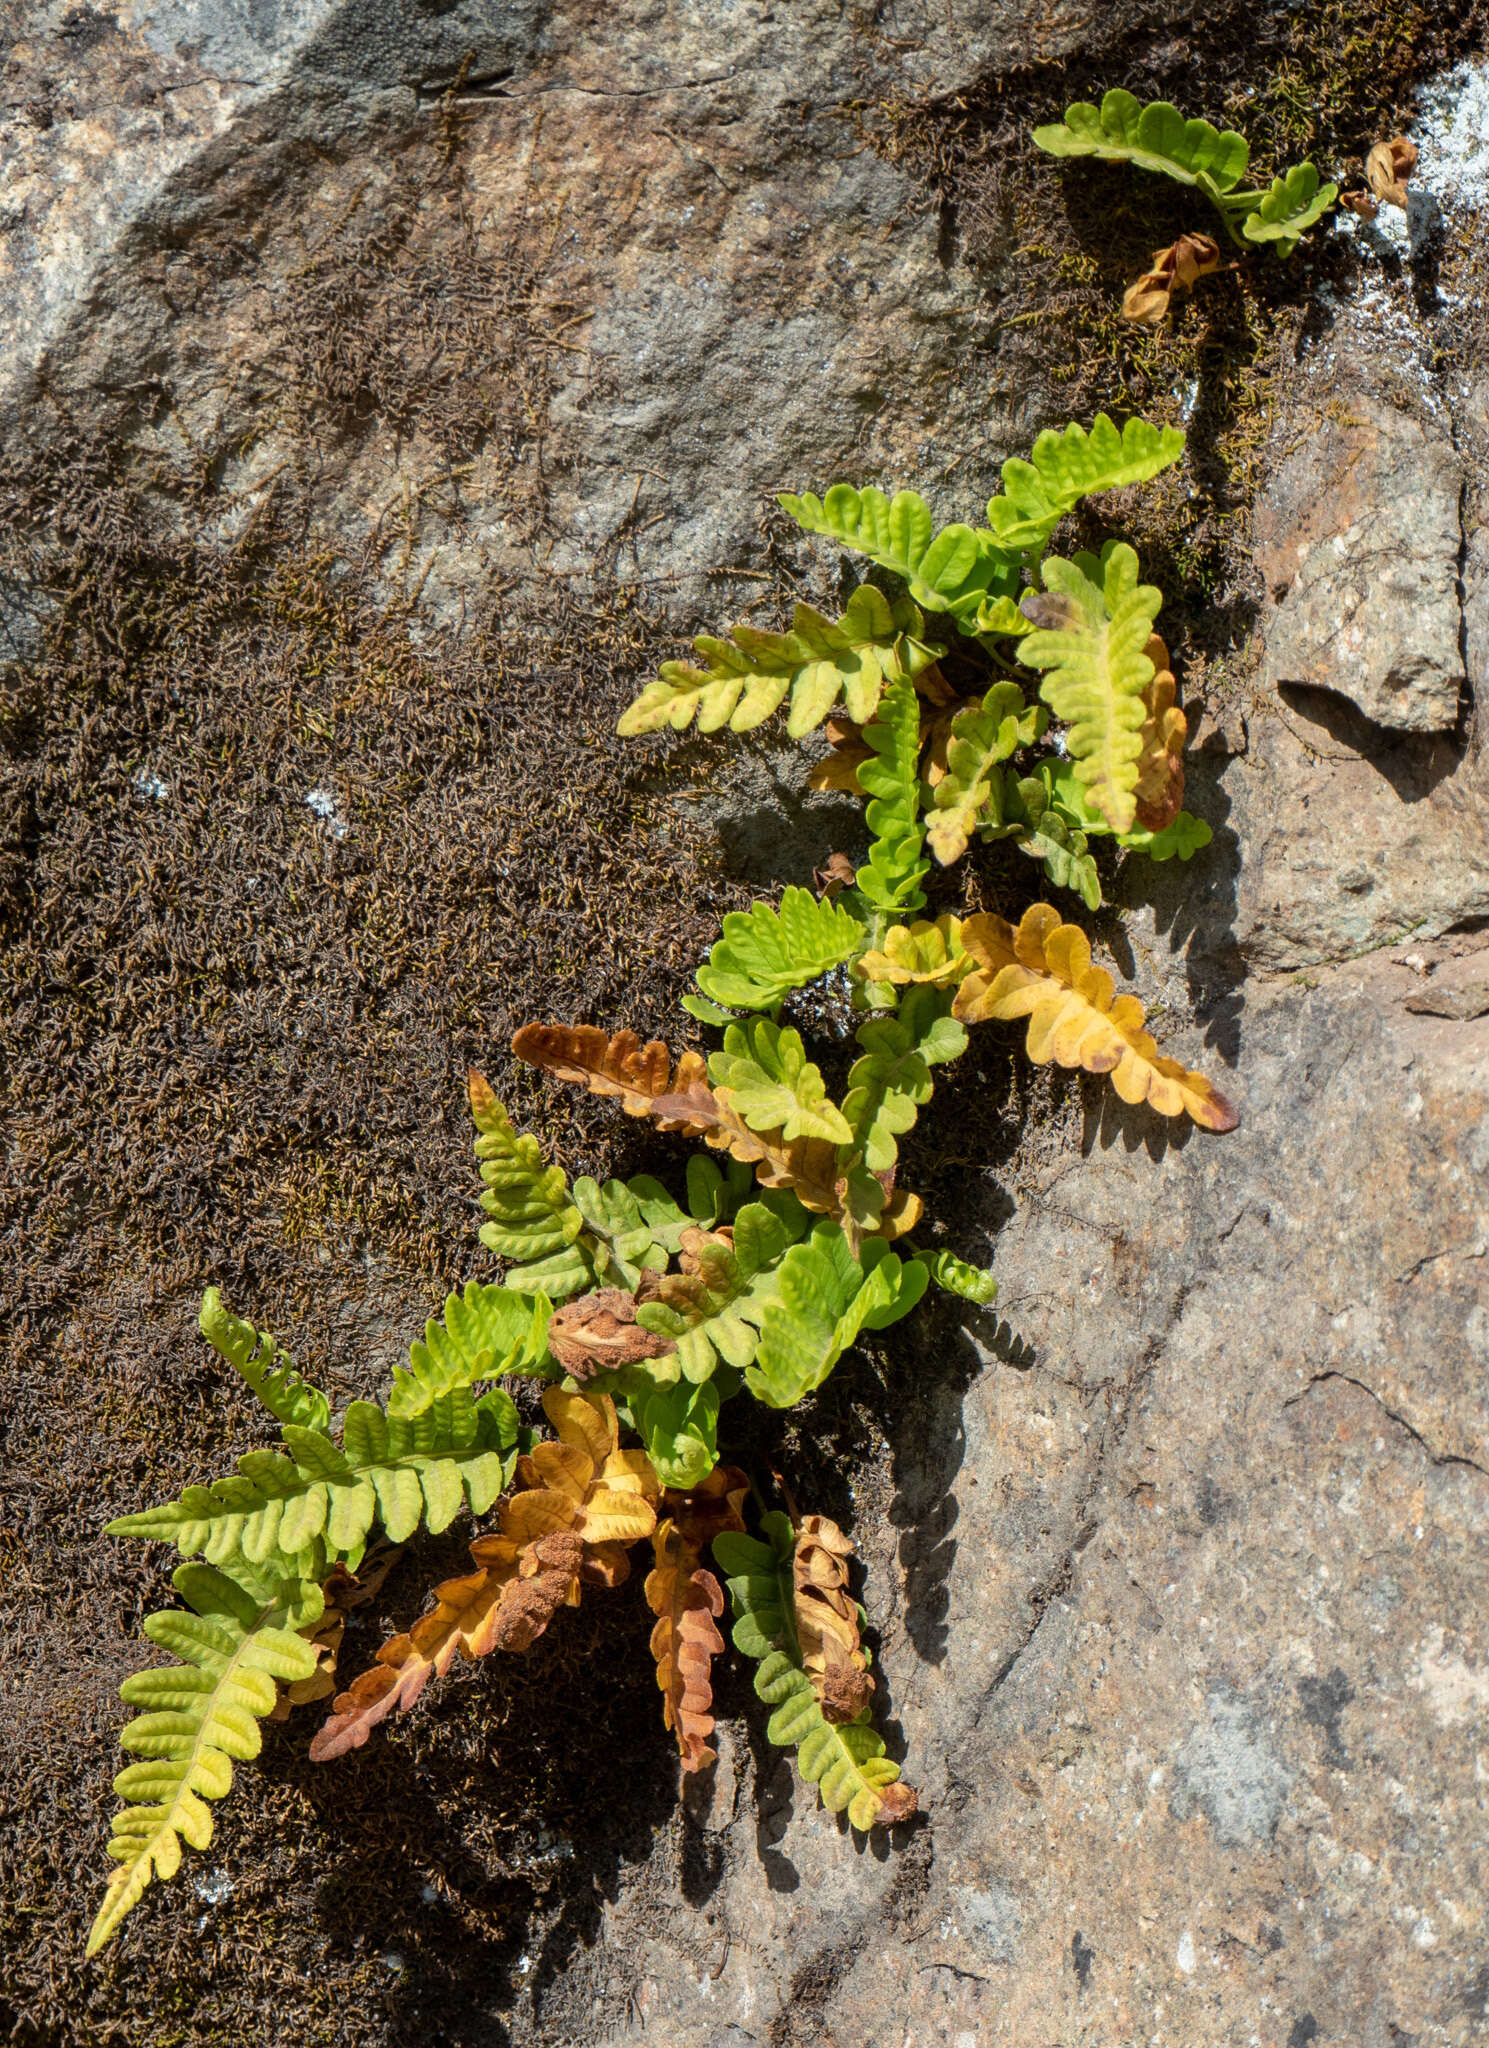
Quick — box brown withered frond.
[1132,635,1187,833]
[271,1552,401,1721]
[309,1390,658,1762]
[510,1023,712,1132]
[663,1463,749,1552]
[953,905,1238,1130]
[644,1521,728,1772]
[514,1019,864,1224]
[1367,134,1417,209]
[794,1514,874,1724]
[1122,232,1222,325]
[547,1285,676,1383]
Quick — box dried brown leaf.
[661,1464,749,1552]
[812,851,858,896]
[644,1519,727,1772]
[273,1552,401,1719]
[794,1514,874,1724]
[676,1223,733,1276]
[310,1390,658,1761]
[548,1287,677,1382]
[807,718,874,795]
[1122,232,1223,325]
[808,698,963,796]
[1367,135,1417,209]
[1132,634,1187,832]
[510,1023,711,1132]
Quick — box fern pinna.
[1031,91,1340,320]
[91,407,1237,1957]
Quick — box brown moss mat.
[0,401,750,2039]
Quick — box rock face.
[4,7,1489,2048]
[1255,391,1465,731]
[603,949,1489,2048]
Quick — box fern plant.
[90,402,1242,1958]
[1033,89,1339,253]
[623,412,1210,972]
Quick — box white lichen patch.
[1412,58,1489,216]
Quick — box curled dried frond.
[953,904,1238,1130]
[715,1512,919,1830]
[663,1464,750,1551]
[548,1286,676,1383]
[1366,134,1417,210]
[272,1553,400,1719]
[645,1520,728,1771]
[1132,636,1187,832]
[794,1515,873,1723]
[1122,232,1223,325]
[310,1390,658,1761]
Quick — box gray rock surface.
[1256,390,1465,732]
[5,6,1489,2048]
[590,946,1489,2047]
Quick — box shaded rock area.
[2,5,1488,2048]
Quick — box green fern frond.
[470,1074,585,1278]
[388,1282,552,1419]
[924,1248,999,1305]
[973,594,1034,639]
[1039,757,1211,863]
[709,1020,853,1145]
[87,1559,323,1957]
[198,1289,330,1435]
[626,1375,720,1491]
[1017,540,1162,835]
[635,1197,807,1382]
[778,484,1019,620]
[746,1222,927,1409]
[714,1516,914,1829]
[714,1511,798,1659]
[105,1391,519,1574]
[754,1655,913,1828]
[616,586,944,739]
[841,988,966,1177]
[693,886,864,1015]
[568,1176,677,1289]
[684,1153,758,1228]
[1033,89,1250,194]
[1033,90,1334,253]
[855,680,929,915]
[982,415,1186,553]
[1241,163,1337,251]
[995,767,1103,910]
[925,681,1048,865]
[1119,810,1213,860]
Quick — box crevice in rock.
[976,1352,1151,1713]
[1283,1370,1489,1479]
